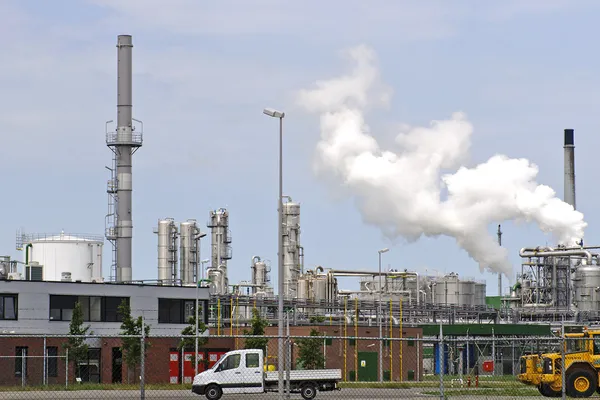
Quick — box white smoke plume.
[297,45,587,278]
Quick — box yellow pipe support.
[354,297,358,382]
[217,298,221,336]
[399,297,403,382]
[390,298,393,381]
[344,301,348,378]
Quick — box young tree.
[244,308,269,353]
[118,299,151,383]
[178,314,208,370]
[63,301,92,379]
[296,329,325,370]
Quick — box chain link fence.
[0,332,571,399]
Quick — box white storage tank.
[23,232,103,282]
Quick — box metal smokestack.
[106,35,143,282]
[564,129,576,209]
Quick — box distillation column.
[180,219,201,285]
[207,209,232,294]
[282,198,301,298]
[156,219,178,283]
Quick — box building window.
[158,298,208,324]
[49,295,129,322]
[15,347,27,377]
[46,347,58,377]
[0,294,17,320]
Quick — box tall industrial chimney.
[564,129,576,209]
[105,35,143,282]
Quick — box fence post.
[141,320,146,400]
[43,336,47,386]
[561,327,566,400]
[285,314,291,400]
[65,348,69,389]
[21,350,25,387]
[439,323,444,400]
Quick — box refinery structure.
[1,35,599,335]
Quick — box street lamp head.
[379,248,389,254]
[263,107,285,118]
[198,232,207,239]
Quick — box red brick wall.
[263,325,424,381]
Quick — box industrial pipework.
[105,34,143,282]
[564,128,576,209]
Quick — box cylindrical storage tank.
[313,275,327,302]
[207,268,222,295]
[574,265,600,311]
[180,220,198,285]
[474,283,486,306]
[25,232,103,282]
[297,277,309,300]
[157,219,174,282]
[434,274,460,305]
[254,261,267,287]
[459,280,475,306]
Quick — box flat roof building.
[0,280,210,335]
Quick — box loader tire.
[567,369,596,398]
[538,383,561,397]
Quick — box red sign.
[482,361,494,372]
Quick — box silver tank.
[474,283,486,306]
[459,280,475,306]
[297,277,310,300]
[207,268,222,295]
[313,275,328,302]
[434,274,476,306]
[435,274,460,305]
[574,265,600,311]
[180,219,199,285]
[282,201,301,298]
[156,218,178,283]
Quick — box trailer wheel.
[301,383,317,400]
[567,369,597,398]
[205,383,222,400]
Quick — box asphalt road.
[0,390,543,400]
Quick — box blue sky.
[2,0,600,296]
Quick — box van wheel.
[301,383,317,400]
[567,369,597,398]
[205,384,222,400]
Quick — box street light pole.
[263,107,286,398]
[378,247,389,382]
